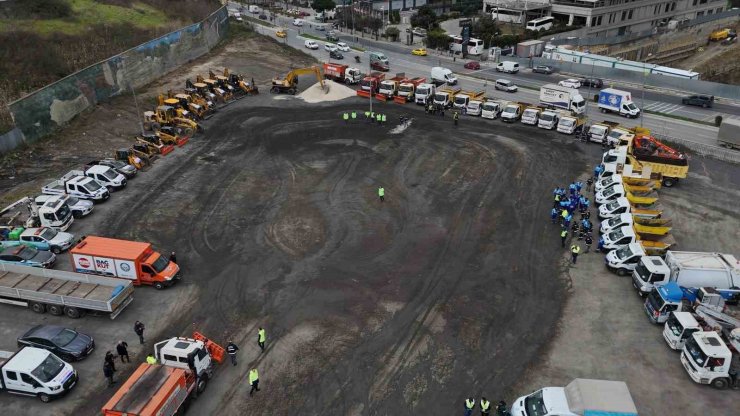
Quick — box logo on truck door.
[78,258,90,268]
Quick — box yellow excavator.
[270,66,324,95]
[224,68,258,95]
[197,74,233,103]
[143,105,200,134]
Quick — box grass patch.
[643,109,716,126]
[0,0,170,35]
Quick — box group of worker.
[464,397,510,415]
[340,110,390,125]
[222,327,267,396]
[551,180,595,264]
[424,103,461,126]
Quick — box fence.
[652,133,740,165]
[3,6,230,151]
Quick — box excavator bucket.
[193,332,225,364]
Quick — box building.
[482,0,728,37]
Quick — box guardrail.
[652,133,740,165]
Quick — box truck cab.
[359,72,384,93]
[481,100,505,119]
[632,255,671,296]
[663,311,701,350]
[595,183,625,205]
[588,123,611,143]
[466,100,484,116]
[414,83,435,105]
[598,197,630,219]
[556,115,584,135]
[681,331,736,389]
[595,173,623,193]
[607,127,634,147]
[537,110,560,130]
[81,166,126,191]
[0,347,77,402]
[378,75,405,97]
[521,107,542,125]
[501,103,524,122]
[605,242,646,276]
[154,335,218,386]
[511,379,638,416]
[453,91,484,110]
[433,87,461,109]
[397,77,426,102]
[602,226,636,250]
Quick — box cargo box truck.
[70,236,180,290]
[598,88,641,118]
[510,378,638,416]
[539,84,586,114]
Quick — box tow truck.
[357,72,385,98]
[0,196,74,231]
[102,333,224,416]
[433,86,461,109]
[395,77,426,103]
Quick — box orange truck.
[395,77,426,103]
[357,72,385,98]
[376,73,407,100]
[101,332,224,416]
[70,236,180,290]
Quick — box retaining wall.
[3,6,229,151]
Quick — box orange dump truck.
[70,236,180,289]
[101,332,224,416]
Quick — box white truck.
[78,166,126,191]
[664,307,740,351]
[717,118,740,149]
[521,107,543,125]
[501,102,525,122]
[557,114,586,135]
[481,100,506,119]
[414,83,435,105]
[605,242,647,276]
[539,84,586,114]
[34,195,93,219]
[430,67,457,85]
[598,88,641,118]
[632,251,740,298]
[537,110,566,130]
[681,331,739,389]
[0,197,74,231]
[588,121,615,143]
[510,378,638,416]
[42,171,110,202]
[466,99,484,116]
[0,347,77,402]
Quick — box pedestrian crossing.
[643,102,683,114]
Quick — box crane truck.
[101,332,224,416]
[0,196,74,231]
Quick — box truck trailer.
[70,236,180,290]
[538,84,585,114]
[717,118,740,149]
[510,378,638,416]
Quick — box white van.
[0,347,77,402]
[496,61,520,73]
[430,67,458,85]
[292,18,304,27]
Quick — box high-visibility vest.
[343,113,349,120]
[571,245,581,254]
[465,399,475,409]
[249,369,259,384]
[258,329,266,343]
[351,111,357,119]
[480,399,490,410]
[365,111,370,118]
[381,114,386,122]
[146,356,156,365]
[378,187,385,196]
[376,114,382,121]
[561,210,568,218]
[560,230,567,238]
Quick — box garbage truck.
[510,378,638,416]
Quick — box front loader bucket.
[374,94,388,102]
[160,145,175,156]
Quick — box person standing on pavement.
[249,368,260,396]
[169,251,177,264]
[495,401,509,416]
[258,327,266,352]
[378,187,385,202]
[226,341,239,366]
[571,244,581,264]
[103,361,116,387]
[586,178,593,191]
[146,354,157,364]
[116,340,129,363]
[585,234,593,253]
[480,397,491,415]
[454,111,459,126]
[134,320,145,344]
[105,351,117,372]
[550,207,558,224]
[465,397,475,416]
[560,228,568,247]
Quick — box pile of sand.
[297,80,356,103]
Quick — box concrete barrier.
[3,6,229,153]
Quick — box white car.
[324,43,337,52]
[558,78,582,88]
[293,19,304,27]
[336,42,350,52]
[304,40,319,50]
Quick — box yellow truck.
[605,136,688,187]
[709,28,731,41]
[453,90,485,110]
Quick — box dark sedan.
[464,61,481,70]
[329,50,344,60]
[18,325,94,362]
[581,77,604,88]
[0,245,55,268]
[682,95,714,108]
[370,61,389,72]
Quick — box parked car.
[276,29,287,38]
[682,94,714,108]
[558,78,582,88]
[88,159,137,179]
[324,43,337,52]
[464,61,481,70]
[412,27,427,37]
[18,325,94,362]
[371,61,389,72]
[304,40,319,49]
[581,77,604,88]
[495,79,518,92]
[0,245,55,268]
[532,65,554,74]
[292,19,304,26]
[336,42,350,51]
[259,14,267,20]
[412,48,427,56]
[329,50,344,60]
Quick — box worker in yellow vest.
[258,327,266,352]
[465,397,475,416]
[249,368,260,396]
[146,354,156,365]
[480,397,491,415]
[571,244,581,264]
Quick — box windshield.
[454,96,466,105]
[666,314,684,337]
[614,245,633,260]
[605,200,620,211]
[434,93,446,102]
[399,85,413,93]
[591,126,607,134]
[51,328,78,347]
[628,103,638,110]
[380,82,393,89]
[634,262,652,282]
[523,390,547,416]
[56,204,71,219]
[603,186,616,197]
[482,103,496,111]
[540,114,553,121]
[31,354,65,383]
[608,228,625,241]
[608,131,623,140]
[85,180,102,191]
[360,79,371,88]
[685,336,708,367]
[574,99,585,108]
[647,289,666,311]
[503,107,516,114]
[66,197,80,205]
[468,103,480,110]
[18,246,39,260]
[417,87,429,94]
[151,254,170,273]
[601,177,615,188]
[560,119,573,127]
[40,228,57,240]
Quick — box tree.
[385,26,400,42]
[410,5,438,30]
[367,17,383,40]
[472,15,499,48]
[311,0,336,13]
[425,29,451,49]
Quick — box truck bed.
[104,364,188,415]
[0,263,133,318]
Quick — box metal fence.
[652,133,740,165]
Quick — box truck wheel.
[51,246,62,254]
[154,282,165,290]
[64,306,83,319]
[662,178,676,187]
[601,108,606,113]
[30,302,46,314]
[48,304,64,316]
[711,378,729,389]
[38,393,51,403]
[197,375,208,394]
[617,269,628,277]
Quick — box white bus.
[526,16,554,32]
[449,35,484,56]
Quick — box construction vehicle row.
[1,196,76,232]
[102,332,224,416]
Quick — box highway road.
[239,7,732,146]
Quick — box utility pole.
[129,83,145,136]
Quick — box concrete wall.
[3,6,229,152]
